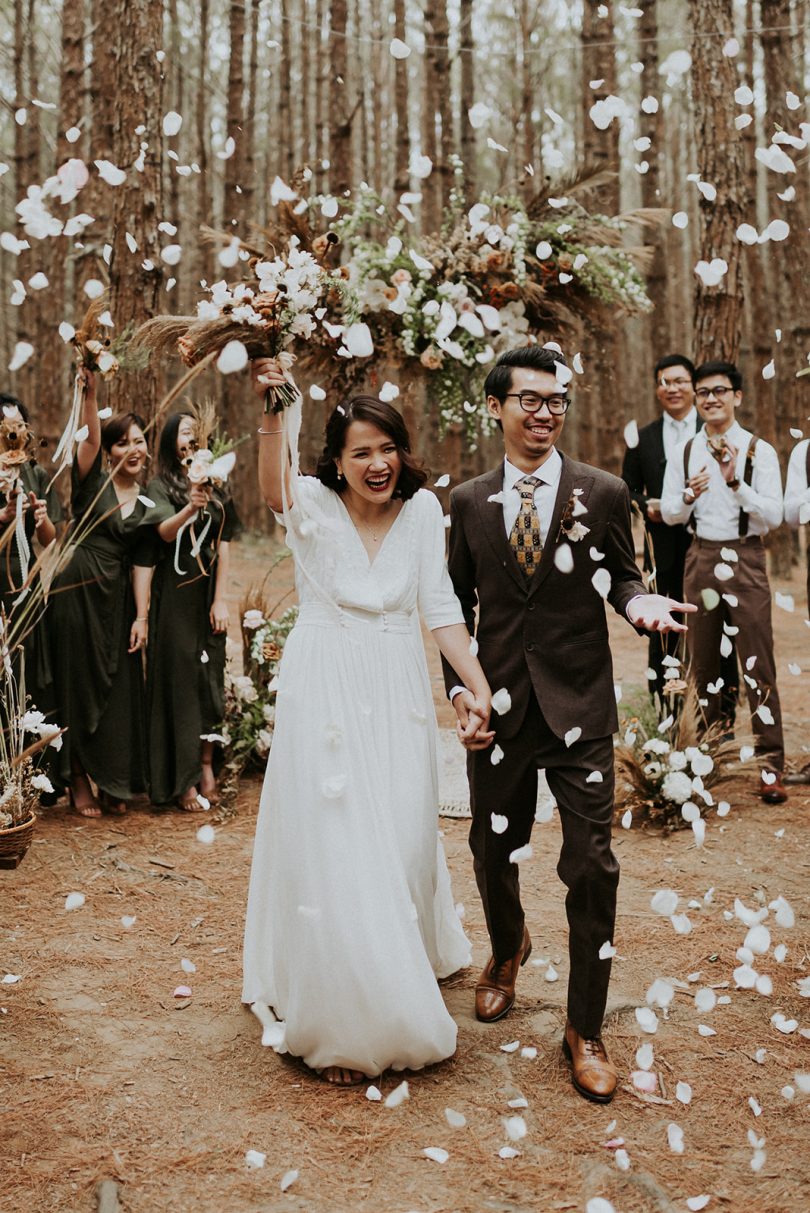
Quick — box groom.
[443,345,694,1103]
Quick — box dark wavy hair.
[156,411,194,508]
[0,392,29,423]
[101,411,148,453]
[314,396,428,500]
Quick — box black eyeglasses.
[695,385,735,401]
[504,391,571,415]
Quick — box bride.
[242,358,493,1086]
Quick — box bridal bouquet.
[135,236,345,413]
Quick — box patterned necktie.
[510,475,543,576]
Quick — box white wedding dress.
[242,474,471,1076]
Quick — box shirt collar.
[503,448,562,490]
[697,418,745,444]
[663,407,697,430]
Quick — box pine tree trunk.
[422,3,450,231]
[578,0,621,472]
[392,0,410,194]
[279,0,293,180]
[224,0,247,231]
[638,0,668,348]
[195,0,212,292]
[315,0,328,181]
[760,0,809,577]
[243,0,259,219]
[38,0,86,446]
[105,0,164,423]
[518,0,536,191]
[689,0,745,362]
[458,0,475,198]
[329,0,351,196]
[299,0,311,171]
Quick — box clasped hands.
[686,443,739,502]
[453,689,495,751]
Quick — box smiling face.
[487,367,566,471]
[656,364,695,421]
[336,419,403,507]
[694,374,740,434]
[110,423,148,478]
[175,415,197,461]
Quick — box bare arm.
[129,565,153,653]
[252,358,295,513]
[156,481,212,542]
[210,539,230,634]
[76,366,102,481]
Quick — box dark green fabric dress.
[0,460,64,714]
[48,450,157,799]
[144,478,238,805]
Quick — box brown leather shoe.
[474,928,532,1022]
[562,1021,618,1103]
[760,772,788,804]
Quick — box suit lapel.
[473,465,527,593]
[651,417,665,470]
[531,456,594,596]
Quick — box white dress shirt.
[784,439,810,528]
[501,449,563,543]
[662,407,698,461]
[660,420,783,538]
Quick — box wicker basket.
[0,813,36,870]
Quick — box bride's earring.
[336,466,344,481]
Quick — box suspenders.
[682,434,759,537]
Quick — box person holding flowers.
[143,410,240,811]
[0,393,64,714]
[241,358,492,1087]
[48,368,156,817]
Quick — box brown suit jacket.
[443,454,646,742]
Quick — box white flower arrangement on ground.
[615,679,755,832]
[220,603,299,778]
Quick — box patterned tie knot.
[517,475,541,499]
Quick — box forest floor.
[2,528,809,1213]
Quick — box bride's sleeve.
[416,490,465,630]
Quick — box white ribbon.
[174,509,213,575]
[11,485,31,605]
[52,375,83,475]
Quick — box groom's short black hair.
[484,345,569,402]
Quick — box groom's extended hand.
[452,689,495,751]
[627,594,698,634]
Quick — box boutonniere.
[558,488,591,543]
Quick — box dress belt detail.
[296,603,413,633]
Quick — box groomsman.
[444,344,694,1103]
[622,355,699,700]
[622,355,739,714]
[661,360,787,802]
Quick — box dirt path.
[2,531,808,1213]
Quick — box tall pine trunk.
[392,0,410,194]
[106,0,164,422]
[689,0,745,362]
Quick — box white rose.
[642,738,670,755]
[668,750,688,770]
[243,609,265,630]
[662,770,694,804]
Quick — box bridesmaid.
[49,368,156,817]
[0,393,63,709]
[144,411,239,811]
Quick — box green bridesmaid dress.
[49,450,157,799]
[143,478,239,806]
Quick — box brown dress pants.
[683,536,784,769]
[467,694,619,1039]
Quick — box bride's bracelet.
[257,426,284,435]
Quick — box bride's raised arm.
[252,358,295,513]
